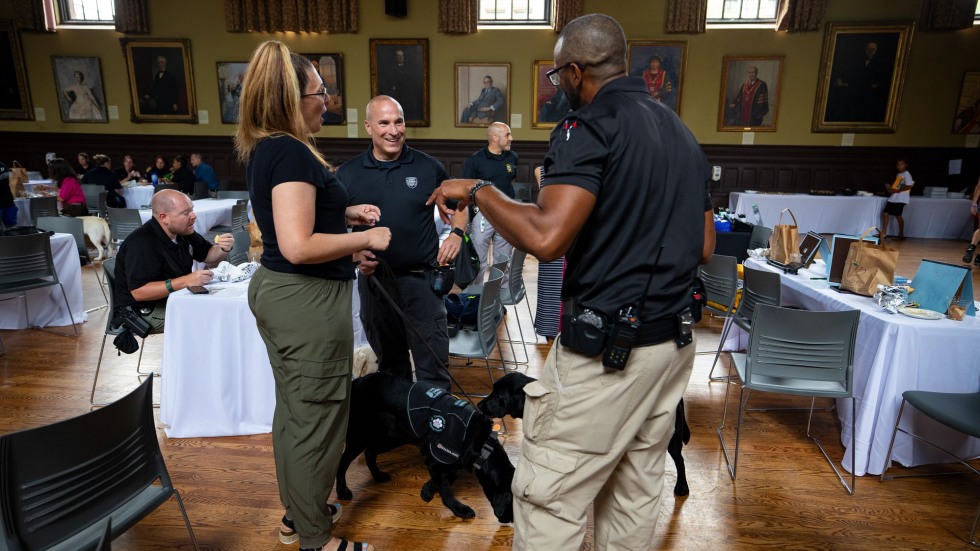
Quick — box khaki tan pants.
[512,336,696,551]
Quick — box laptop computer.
[766,232,823,274]
[827,233,880,287]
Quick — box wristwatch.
[451,227,465,238]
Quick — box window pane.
[479,0,549,25]
[62,0,114,22]
[708,0,777,22]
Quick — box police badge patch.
[405,176,418,189]
[506,164,513,173]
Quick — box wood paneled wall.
[2,132,976,206]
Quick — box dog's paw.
[450,504,476,519]
[673,481,689,497]
[337,486,353,501]
[420,480,435,502]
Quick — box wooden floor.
[1,236,978,551]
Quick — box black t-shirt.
[462,147,519,199]
[337,146,449,273]
[171,165,195,194]
[114,217,211,312]
[84,166,120,192]
[247,135,354,280]
[543,76,710,323]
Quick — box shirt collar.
[363,145,415,168]
[147,216,186,248]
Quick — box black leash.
[365,266,481,409]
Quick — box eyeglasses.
[301,86,328,99]
[546,62,577,86]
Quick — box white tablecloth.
[0,232,88,329]
[729,259,980,476]
[161,275,368,438]
[730,193,972,239]
[139,198,239,236]
[121,185,155,209]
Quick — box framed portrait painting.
[812,21,915,133]
[216,62,247,125]
[301,53,346,125]
[455,63,510,128]
[531,60,571,129]
[627,40,687,114]
[370,39,428,126]
[120,38,197,123]
[952,71,980,134]
[0,20,33,120]
[52,56,107,123]
[717,56,783,132]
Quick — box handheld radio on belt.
[601,245,663,370]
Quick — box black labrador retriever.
[478,372,692,497]
[336,371,514,522]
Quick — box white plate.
[898,307,944,320]
[744,190,758,194]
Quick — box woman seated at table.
[114,154,143,185]
[49,158,87,217]
[144,155,169,183]
[165,154,196,195]
[85,154,125,208]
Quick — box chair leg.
[808,396,855,494]
[971,500,980,547]
[879,399,907,481]
[91,334,110,407]
[86,261,109,314]
[172,488,202,551]
[716,358,748,480]
[708,315,737,382]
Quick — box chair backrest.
[748,225,773,250]
[0,232,59,291]
[501,248,527,305]
[699,254,739,315]
[216,190,250,201]
[81,184,104,214]
[192,180,209,200]
[98,190,108,218]
[0,377,178,550]
[107,208,143,243]
[217,179,234,191]
[745,304,859,398]
[474,269,505,356]
[29,196,59,223]
[154,183,178,193]
[229,203,249,232]
[228,230,249,265]
[733,266,781,328]
[35,215,90,265]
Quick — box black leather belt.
[561,300,680,347]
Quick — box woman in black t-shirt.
[234,41,388,551]
[86,154,125,208]
[166,154,196,195]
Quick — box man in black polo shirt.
[428,14,708,549]
[336,95,468,391]
[463,122,518,288]
[114,189,233,333]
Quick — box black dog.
[336,372,514,522]
[478,372,692,497]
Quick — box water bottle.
[151,173,158,187]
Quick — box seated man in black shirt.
[114,189,234,333]
[166,153,196,195]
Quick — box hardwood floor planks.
[0,236,977,550]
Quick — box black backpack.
[445,292,480,337]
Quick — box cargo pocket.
[521,380,553,442]
[299,358,349,403]
[513,441,577,512]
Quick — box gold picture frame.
[0,20,33,120]
[121,38,197,123]
[952,71,980,134]
[370,38,429,126]
[455,63,510,128]
[531,60,570,129]
[812,21,915,133]
[717,55,784,132]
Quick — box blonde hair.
[234,41,327,167]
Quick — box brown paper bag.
[768,208,799,264]
[8,161,28,198]
[840,227,899,296]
